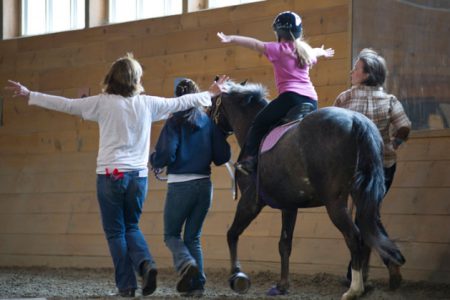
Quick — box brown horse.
[210,81,405,299]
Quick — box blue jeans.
[164,178,212,290]
[97,171,155,292]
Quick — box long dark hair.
[173,79,203,129]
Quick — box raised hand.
[208,75,229,96]
[217,32,233,43]
[5,80,31,98]
[321,45,335,58]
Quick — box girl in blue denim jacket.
[151,79,231,296]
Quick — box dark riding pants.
[244,92,317,157]
[354,163,397,242]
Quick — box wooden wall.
[0,0,448,284]
[384,130,450,283]
[349,0,450,283]
[352,0,450,131]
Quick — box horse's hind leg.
[325,200,365,300]
[227,189,264,293]
[355,207,404,289]
[267,208,297,296]
[376,219,404,289]
[350,218,373,283]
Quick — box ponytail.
[293,38,314,68]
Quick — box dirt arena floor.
[1,267,449,299]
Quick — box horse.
[210,80,405,300]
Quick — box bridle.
[210,94,222,124]
[210,93,233,137]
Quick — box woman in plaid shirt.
[334,48,411,289]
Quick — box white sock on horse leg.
[348,269,364,297]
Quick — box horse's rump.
[258,107,359,209]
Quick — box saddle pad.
[260,121,298,153]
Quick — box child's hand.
[5,80,31,98]
[208,75,229,97]
[321,45,335,58]
[217,32,232,43]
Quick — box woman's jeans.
[97,171,155,292]
[164,178,212,290]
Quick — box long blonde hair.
[103,53,144,97]
[291,32,314,68]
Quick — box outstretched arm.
[150,75,229,122]
[5,80,31,99]
[5,79,100,120]
[312,45,335,58]
[217,32,265,54]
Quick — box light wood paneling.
[0,0,449,284]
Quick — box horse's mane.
[224,81,269,106]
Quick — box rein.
[210,94,237,200]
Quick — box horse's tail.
[351,113,405,266]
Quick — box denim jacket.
[150,108,231,175]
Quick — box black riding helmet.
[272,11,302,40]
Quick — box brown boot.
[388,263,402,290]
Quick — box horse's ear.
[240,79,248,86]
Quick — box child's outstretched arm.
[6,79,99,120]
[313,45,335,58]
[5,80,31,99]
[217,32,265,53]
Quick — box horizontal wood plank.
[1,210,447,245]
[2,233,448,272]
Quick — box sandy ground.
[0,267,449,300]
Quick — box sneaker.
[176,262,200,293]
[108,289,135,297]
[140,260,158,296]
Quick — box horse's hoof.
[389,273,402,290]
[341,291,358,300]
[266,285,288,296]
[341,293,353,300]
[229,272,251,294]
[341,288,364,300]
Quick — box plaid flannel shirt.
[334,85,411,167]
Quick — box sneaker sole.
[176,265,199,293]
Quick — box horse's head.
[210,93,234,136]
[209,79,269,146]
